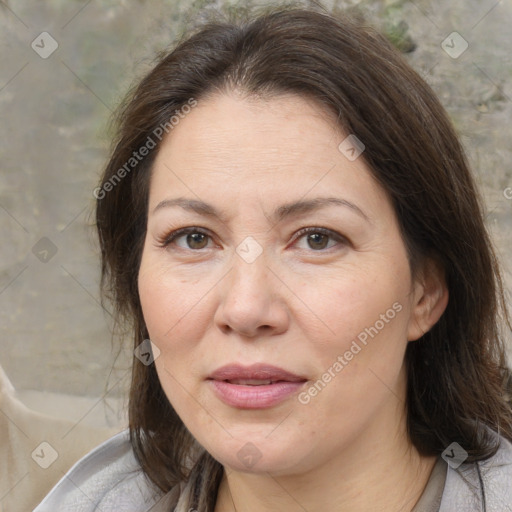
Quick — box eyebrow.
[152,196,370,224]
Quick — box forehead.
[156,91,342,172]
[148,91,391,222]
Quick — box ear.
[407,257,449,342]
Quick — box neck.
[214,398,436,512]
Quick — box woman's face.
[138,91,432,475]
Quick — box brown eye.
[306,232,330,250]
[159,227,213,250]
[293,227,347,251]
[183,232,209,249]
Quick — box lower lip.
[209,380,306,409]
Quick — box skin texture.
[137,91,449,512]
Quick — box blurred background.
[1,0,511,453]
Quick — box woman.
[34,3,512,511]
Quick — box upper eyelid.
[158,226,213,246]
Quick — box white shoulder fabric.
[439,430,512,512]
[32,430,164,512]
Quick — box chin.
[200,431,313,476]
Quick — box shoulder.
[440,430,512,511]
[33,429,165,512]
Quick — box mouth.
[222,379,284,385]
[207,364,308,409]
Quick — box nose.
[214,250,290,338]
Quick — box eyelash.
[156,226,348,252]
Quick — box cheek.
[298,295,410,447]
[138,254,208,342]
[312,265,409,345]
[137,255,215,403]
[138,268,203,415]
[303,262,412,406]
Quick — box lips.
[207,364,307,409]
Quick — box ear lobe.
[407,258,449,342]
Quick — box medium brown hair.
[96,3,512,509]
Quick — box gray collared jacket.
[33,428,512,511]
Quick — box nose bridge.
[215,238,288,336]
[229,237,271,301]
